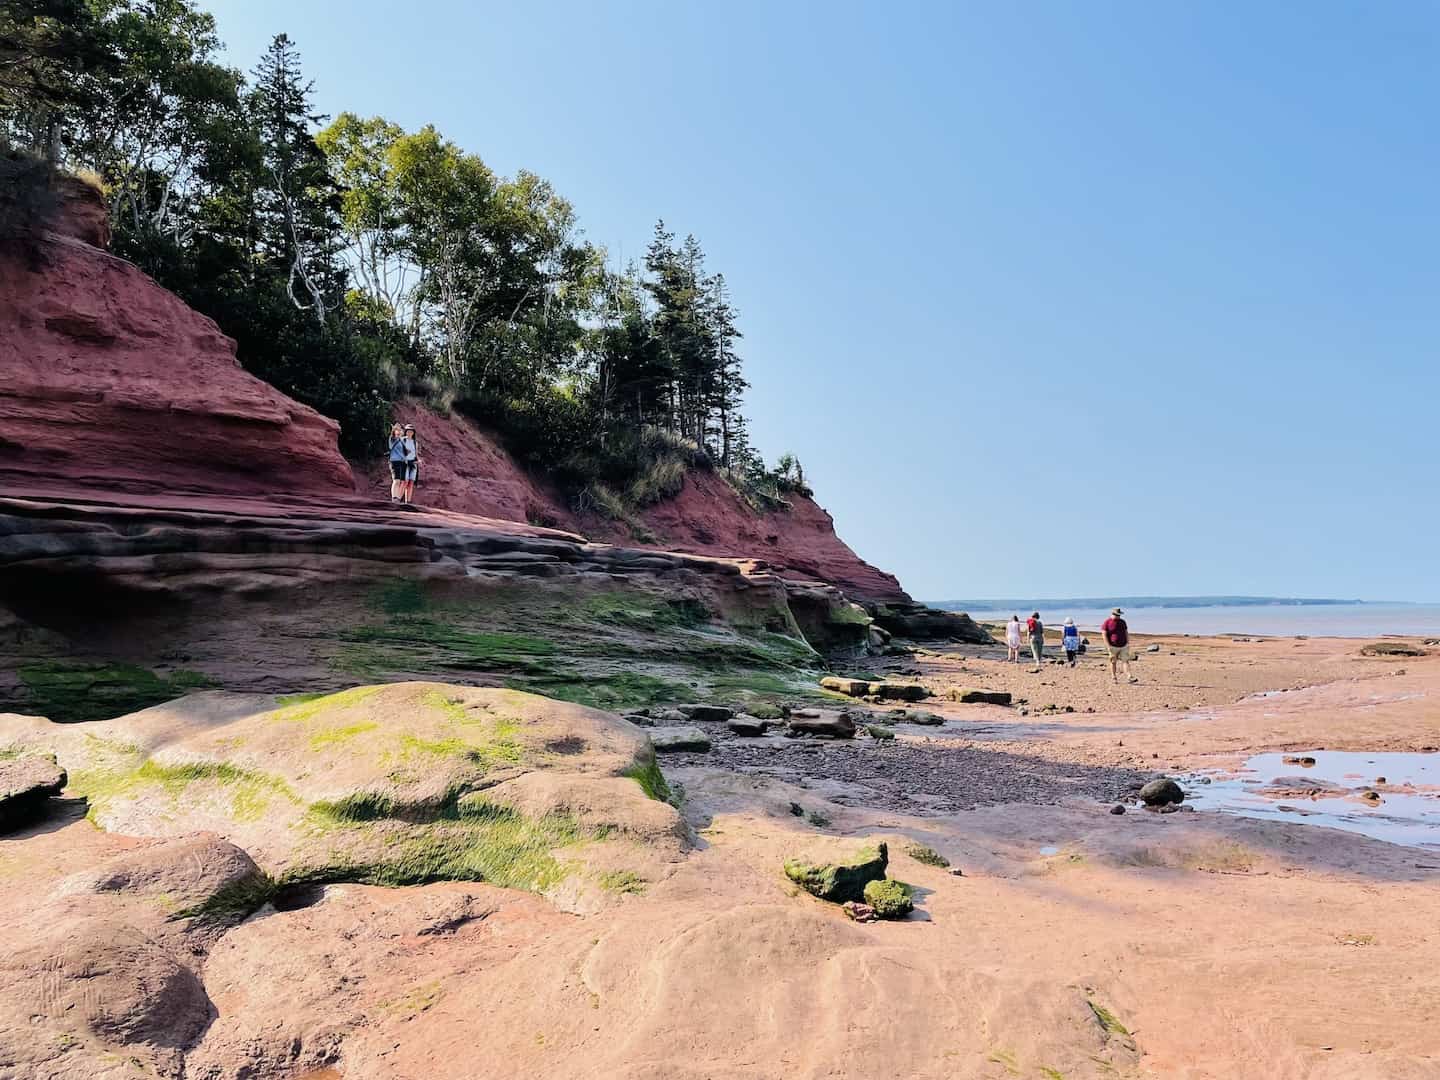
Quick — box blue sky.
[206,0,1439,601]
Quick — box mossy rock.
[0,682,685,899]
[783,842,888,903]
[902,842,949,867]
[17,662,215,723]
[863,878,914,919]
[865,724,896,741]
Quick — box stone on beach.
[946,688,1013,705]
[783,842,889,903]
[676,704,734,722]
[820,676,871,697]
[862,878,914,919]
[726,715,770,737]
[866,682,929,702]
[651,725,712,752]
[1138,778,1185,806]
[0,751,67,831]
[787,710,857,739]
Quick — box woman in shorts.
[387,422,406,501]
[400,423,420,505]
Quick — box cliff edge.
[0,178,355,500]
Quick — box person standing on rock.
[387,422,407,502]
[1062,618,1080,666]
[1026,611,1045,668]
[1102,607,1136,683]
[1006,615,1023,663]
[400,423,420,505]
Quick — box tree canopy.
[0,0,806,513]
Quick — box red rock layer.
[358,404,908,603]
[629,469,909,603]
[0,193,355,500]
[361,401,577,528]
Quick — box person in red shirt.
[1101,607,1136,684]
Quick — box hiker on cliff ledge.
[400,423,420,505]
[387,423,406,502]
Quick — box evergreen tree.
[248,33,338,320]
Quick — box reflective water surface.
[1189,750,1440,850]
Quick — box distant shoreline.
[929,595,1375,610]
[927,599,1440,639]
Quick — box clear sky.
[206,0,1439,602]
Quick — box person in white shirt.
[1005,615,1023,664]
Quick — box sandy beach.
[5,632,1438,1079]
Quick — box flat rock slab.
[0,752,67,831]
[787,711,857,739]
[726,716,770,737]
[947,688,1013,705]
[896,710,944,726]
[676,704,734,722]
[651,725,712,752]
[819,677,870,697]
[867,682,929,702]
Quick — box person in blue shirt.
[1062,618,1080,667]
[386,422,406,502]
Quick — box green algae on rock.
[0,682,687,903]
[783,842,888,903]
[862,878,914,919]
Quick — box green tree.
[248,32,338,321]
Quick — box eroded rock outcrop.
[364,403,910,604]
[0,492,845,719]
[0,682,685,897]
[0,182,355,500]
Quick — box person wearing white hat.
[1061,617,1080,666]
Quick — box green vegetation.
[805,810,831,828]
[0,3,809,494]
[269,685,384,724]
[1086,1001,1131,1038]
[862,878,914,919]
[381,981,444,1018]
[171,872,276,925]
[308,721,379,750]
[622,756,673,804]
[290,797,600,892]
[598,870,648,895]
[903,842,950,868]
[69,755,298,826]
[783,843,888,904]
[519,671,692,712]
[17,662,214,723]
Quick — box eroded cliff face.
[363,401,909,603]
[0,184,355,500]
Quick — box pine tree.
[248,33,338,321]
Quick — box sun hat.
[1064,617,1074,626]
[1111,607,1124,615]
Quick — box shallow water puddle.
[1190,750,1440,849]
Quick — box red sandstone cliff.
[363,402,908,602]
[5,183,903,604]
[0,184,355,500]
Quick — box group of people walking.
[1004,607,1137,684]
[387,422,421,505]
